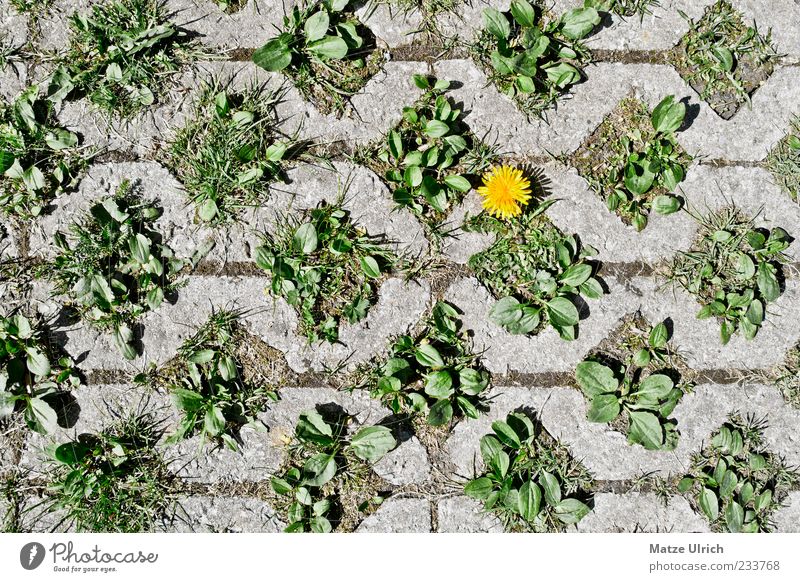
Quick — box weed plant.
[48,0,206,118]
[271,410,396,532]
[44,412,178,532]
[674,1,778,119]
[254,199,397,343]
[1,85,86,217]
[765,116,800,203]
[0,313,80,434]
[470,0,600,118]
[575,317,692,450]
[572,95,691,230]
[163,81,295,224]
[666,206,792,345]
[358,75,497,243]
[466,199,603,340]
[678,414,799,532]
[41,181,185,359]
[465,411,593,532]
[142,310,281,450]
[253,0,382,116]
[353,301,491,426]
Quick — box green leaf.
[25,397,58,434]
[699,487,719,521]
[479,435,503,467]
[55,442,91,466]
[198,198,218,222]
[712,46,734,72]
[171,388,204,412]
[546,297,579,327]
[635,374,674,399]
[310,516,332,533]
[624,160,656,195]
[459,368,489,395]
[307,36,349,60]
[293,222,318,254]
[651,95,686,134]
[0,151,14,173]
[349,426,396,462]
[424,120,450,138]
[756,262,780,302]
[296,411,334,446]
[415,344,445,368]
[302,453,337,487]
[653,195,681,215]
[271,477,293,495]
[444,175,471,192]
[45,129,78,151]
[388,130,403,159]
[491,420,521,449]
[253,36,293,72]
[482,8,511,40]
[559,263,592,287]
[554,498,591,524]
[540,471,561,506]
[489,296,523,327]
[510,0,536,28]
[518,480,542,521]
[725,500,744,532]
[424,370,453,399]
[304,10,330,42]
[575,361,618,397]
[204,405,226,436]
[649,322,669,349]
[188,349,215,364]
[465,477,494,500]
[360,256,381,279]
[22,165,46,191]
[560,7,600,40]
[628,411,664,449]
[26,347,51,377]
[587,393,621,423]
[427,399,453,426]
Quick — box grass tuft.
[765,116,800,203]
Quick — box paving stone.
[545,163,698,264]
[372,436,431,486]
[436,495,504,532]
[163,495,284,532]
[443,275,642,374]
[356,497,432,532]
[355,2,424,48]
[275,60,429,146]
[0,0,27,103]
[441,190,496,265]
[576,493,711,533]
[165,0,283,49]
[772,491,800,533]
[0,218,17,259]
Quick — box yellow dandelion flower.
[477,165,532,220]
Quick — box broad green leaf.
[253,36,293,72]
[188,349,215,364]
[204,405,226,436]
[587,393,621,423]
[26,347,51,378]
[293,222,318,254]
[756,262,780,302]
[302,453,337,487]
[459,368,489,396]
[651,95,686,134]
[307,36,349,60]
[510,0,536,28]
[424,370,453,399]
[428,399,453,426]
[649,322,669,349]
[424,120,450,138]
[629,410,664,449]
[518,480,542,522]
[296,411,334,445]
[575,361,618,397]
[465,477,494,500]
[559,263,592,287]
[546,297,579,327]
[554,498,591,524]
[491,420,521,449]
[25,397,58,434]
[653,195,681,215]
[699,487,719,521]
[725,500,744,532]
[540,471,561,506]
[198,198,218,222]
[635,374,674,399]
[360,256,381,279]
[489,296,523,327]
[415,344,445,368]
[171,388,204,412]
[483,8,511,40]
[444,175,471,192]
[349,426,396,462]
[560,7,600,40]
[304,10,330,42]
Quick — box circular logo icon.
[20,542,46,570]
